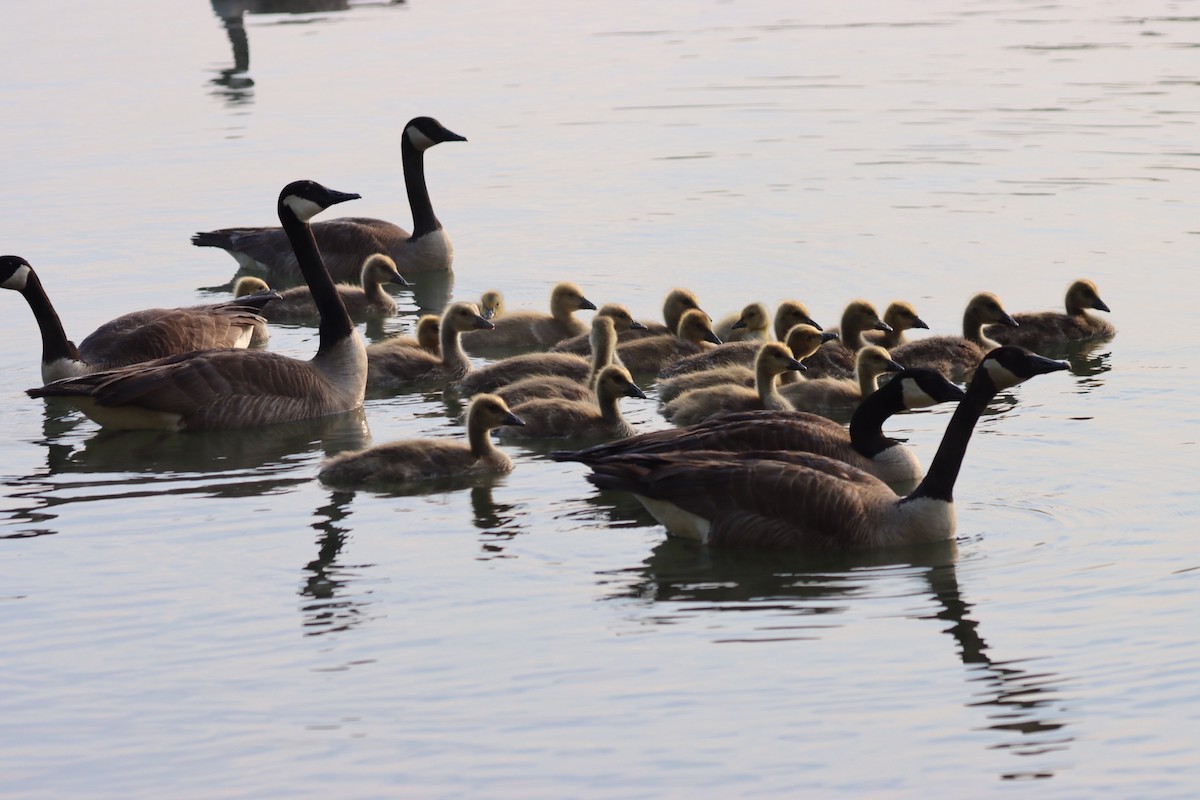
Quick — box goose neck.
[401,136,441,237]
[19,270,80,366]
[907,375,996,503]
[439,325,470,372]
[279,207,354,354]
[849,383,903,458]
[467,414,497,458]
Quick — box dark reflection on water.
[601,536,1075,780]
[301,489,379,637]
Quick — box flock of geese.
[2,116,1116,551]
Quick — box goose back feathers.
[983,279,1114,349]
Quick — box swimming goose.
[490,317,621,405]
[458,315,619,396]
[662,342,804,426]
[366,301,492,390]
[655,323,833,405]
[771,300,824,340]
[615,309,722,375]
[581,346,1069,549]
[460,281,597,351]
[657,317,836,382]
[801,300,892,379]
[318,394,525,485]
[28,180,367,430]
[983,279,1115,349]
[779,345,905,417]
[373,314,441,355]
[863,301,929,349]
[890,292,1018,380]
[714,302,770,343]
[479,289,505,320]
[1,255,271,384]
[621,287,706,342]
[550,304,648,355]
[232,253,409,322]
[502,365,647,440]
[192,116,466,282]
[555,366,967,485]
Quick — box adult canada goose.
[621,288,706,342]
[714,302,770,343]
[890,292,1018,380]
[550,304,648,355]
[28,180,367,430]
[863,301,929,349]
[318,394,525,485]
[479,289,505,320]
[662,342,804,426]
[555,366,968,486]
[654,322,832,404]
[780,345,905,418]
[615,309,722,375]
[983,279,1115,349]
[460,281,597,351]
[366,301,492,390]
[1,255,272,384]
[232,253,409,322]
[801,300,892,379]
[458,314,619,396]
[373,314,441,355]
[580,346,1069,549]
[191,116,466,282]
[502,365,647,440]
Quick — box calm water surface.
[1,1,1198,797]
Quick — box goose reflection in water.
[302,490,379,637]
[601,538,1075,781]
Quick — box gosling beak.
[504,411,526,428]
[786,357,805,372]
[912,317,930,330]
[481,307,496,320]
[474,317,496,330]
[625,382,648,400]
[629,319,649,330]
[731,319,747,330]
[703,330,723,346]
[819,331,840,344]
[999,312,1019,328]
[390,273,412,287]
[1093,298,1111,313]
[579,297,598,312]
[884,358,905,373]
[873,320,894,333]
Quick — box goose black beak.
[579,297,598,312]
[912,317,930,330]
[1093,298,1111,313]
[629,320,649,330]
[703,331,723,346]
[819,331,840,344]
[999,312,1019,328]
[731,319,747,330]
[504,412,526,428]
[873,320,894,333]
[390,273,412,287]
[474,317,496,330]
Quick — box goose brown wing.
[79,307,264,367]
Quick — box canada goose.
[662,343,804,426]
[801,300,892,379]
[28,180,366,430]
[318,394,525,485]
[621,287,706,342]
[581,346,1069,549]
[502,365,647,440]
[1,256,272,385]
[863,301,929,348]
[771,300,824,340]
[232,253,409,322]
[615,309,722,375]
[460,281,597,351]
[458,314,619,396]
[657,318,836,382]
[366,301,493,390]
[550,304,648,355]
[479,289,505,320]
[780,345,905,417]
[555,366,968,485]
[890,292,1018,380]
[373,314,441,355]
[714,302,770,343]
[191,116,466,282]
[983,279,1115,349]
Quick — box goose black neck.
[401,136,441,238]
[279,205,353,353]
[20,271,81,366]
[906,372,998,503]
[849,382,905,458]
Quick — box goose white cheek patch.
[2,264,30,291]
[406,126,438,151]
[982,358,1022,390]
[900,377,935,410]
[282,195,325,222]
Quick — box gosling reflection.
[301,489,376,636]
[605,539,1074,779]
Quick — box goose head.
[404,116,468,152]
[841,300,892,344]
[774,300,822,339]
[756,342,806,378]
[1,255,34,292]
[966,292,1017,328]
[662,288,705,331]
[730,302,771,337]
[233,276,271,298]
[881,301,929,333]
[467,393,526,432]
[887,368,967,411]
[479,290,505,320]
[784,323,839,361]
[1065,279,1110,315]
[855,345,905,379]
[278,179,360,224]
[360,253,411,288]
[979,345,1069,391]
[444,302,495,333]
[595,365,648,402]
[551,282,597,316]
[589,315,618,349]
[596,303,648,332]
[677,309,722,346]
[415,314,441,350]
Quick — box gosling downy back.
[461,281,597,351]
[503,365,647,440]
[662,342,804,426]
[984,279,1115,349]
[367,301,493,389]
[617,309,722,376]
[890,292,1017,380]
[801,300,892,379]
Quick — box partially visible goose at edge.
[479,289,505,320]
[890,292,1018,380]
[372,314,441,356]
[549,303,648,356]
[662,342,804,426]
[983,279,1115,350]
[502,365,647,440]
[233,253,410,322]
[488,316,621,405]
[2,255,274,384]
[554,366,968,486]
[621,287,707,342]
[615,308,722,375]
[657,311,833,382]
[780,345,905,418]
[366,301,493,390]
[862,300,929,349]
[460,281,597,351]
[28,180,367,430]
[318,393,525,486]
[713,302,770,343]
[192,116,466,283]
[580,346,1069,550]
[801,300,892,380]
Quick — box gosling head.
[784,323,838,361]
[552,282,597,313]
[233,276,271,298]
[677,309,722,345]
[882,300,929,332]
[1065,279,1110,314]
[468,393,526,431]
[757,341,806,376]
[843,300,892,334]
[361,253,411,287]
[774,300,822,337]
[444,302,495,332]
[479,290,505,320]
[595,365,648,401]
[856,345,905,377]
[596,303,647,332]
[731,302,770,334]
[968,292,1018,327]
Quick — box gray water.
[2,1,1198,797]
